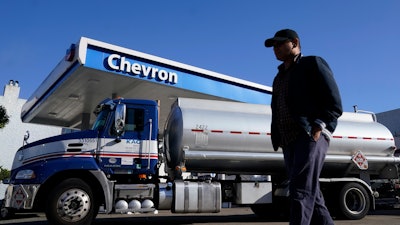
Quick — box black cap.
[264,29,299,47]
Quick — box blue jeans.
[283,133,334,225]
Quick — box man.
[265,29,343,225]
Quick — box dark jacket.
[271,55,343,151]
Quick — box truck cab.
[4,98,160,225]
[91,98,159,179]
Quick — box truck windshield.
[92,109,110,131]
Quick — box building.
[0,81,62,199]
[0,81,62,170]
[377,109,400,149]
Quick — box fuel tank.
[163,98,397,178]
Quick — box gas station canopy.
[21,37,272,130]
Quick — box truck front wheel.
[45,178,97,225]
[338,182,370,220]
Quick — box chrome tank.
[163,98,397,178]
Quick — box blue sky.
[0,0,399,113]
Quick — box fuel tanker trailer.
[165,98,397,179]
[2,97,400,225]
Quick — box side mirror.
[2,178,10,184]
[114,103,126,142]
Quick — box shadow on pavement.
[93,214,287,225]
[2,209,400,225]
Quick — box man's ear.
[292,38,300,48]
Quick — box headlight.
[15,169,36,179]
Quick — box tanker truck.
[2,97,399,225]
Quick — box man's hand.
[311,126,322,141]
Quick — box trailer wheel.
[339,182,370,220]
[45,178,97,225]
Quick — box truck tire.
[45,178,97,225]
[338,182,370,220]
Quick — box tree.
[0,166,10,180]
[0,106,10,180]
[0,105,9,129]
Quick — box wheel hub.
[345,188,366,214]
[57,188,91,222]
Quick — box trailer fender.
[319,177,374,199]
[320,177,374,220]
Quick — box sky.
[0,0,399,113]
